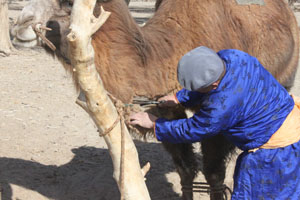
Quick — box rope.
[182,182,232,199]
[99,115,121,137]
[98,93,126,200]
[31,23,57,51]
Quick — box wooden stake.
[67,1,151,199]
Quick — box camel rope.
[31,23,57,51]
[99,93,126,200]
[182,182,232,200]
[98,115,121,137]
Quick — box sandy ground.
[1,1,300,200]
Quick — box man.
[129,46,300,199]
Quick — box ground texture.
[1,1,300,199]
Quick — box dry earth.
[0,1,300,200]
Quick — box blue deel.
[155,49,299,199]
[155,49,294,150]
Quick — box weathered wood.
[0,0,14,56]
[67,0,151,199]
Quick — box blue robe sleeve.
[155,97,237,143]
[176,89,204,107]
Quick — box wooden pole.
[0,0,14,56]
[66,1,151,199]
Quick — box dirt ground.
[1,1,300,200]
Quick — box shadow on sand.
[0,140,187,200]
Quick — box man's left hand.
[129,112,158,129]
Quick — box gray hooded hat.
[177,46,224,91]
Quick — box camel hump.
[236,0,265,5]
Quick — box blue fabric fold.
[155,49,294,150]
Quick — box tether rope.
[32,23,56,51]
[182,182,232,200]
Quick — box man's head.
[177,46,225,93]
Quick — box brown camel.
[12,0,299,199]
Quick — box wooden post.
[66,0,151,199]
[0,0,14,56]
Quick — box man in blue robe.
[129,46,300,199]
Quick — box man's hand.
[129,112,158,129]
[158,94,179,107]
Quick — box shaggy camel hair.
[45,0,299,103]
[89,0,299,103]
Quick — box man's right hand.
[158,94,179,107]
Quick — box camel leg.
[162,142,199,200]
[0,182,12,200]
[153,107,199,199]
[201,135,235,200]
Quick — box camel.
[11,0,130,48]
[11,0,64,48]
[12,0,299,199]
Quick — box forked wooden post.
[66,0,151,199]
